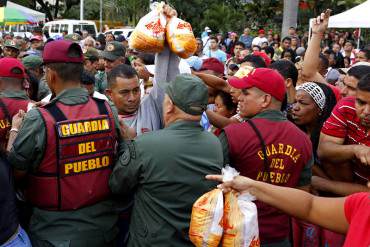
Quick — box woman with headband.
[291,81,339,246]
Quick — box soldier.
[110,74,224,247]
[3,40,21,58]
[221,68,313,246]
[0,58,33,153]
[8,40,122,246]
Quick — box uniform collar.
[0,90,30,100]
[51,87,89,104]
[166,120,202,130]
[252,109,286,121]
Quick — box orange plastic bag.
[129,2,166,53]
[166,17,197,59]
[220,166,260,247]
[189,189,223,247]
[223,191,260,247]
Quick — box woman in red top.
[206,174,370,247]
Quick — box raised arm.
[206,175,349,234]
[193,71,231,93]
[301,10,330,84]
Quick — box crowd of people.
[0,6,369,247]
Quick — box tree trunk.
[35,0,53,21]
[281,0,299,38]
[54,0,59,19]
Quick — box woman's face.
[292,90,321,126]
[214,95,234,118]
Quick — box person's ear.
[285,78,293,88]
[261,94,272,108]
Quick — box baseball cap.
[228,68,286,102]
[30,35,43,42]
[22,55,43,69]
[164,74,208,116]
[0,58,27,79]
[296,47,306,57]
[43,40,83,64]
[101,41,125,61]
[83,47,100,60]
[4,39,20,50]
[200,57,224,75]
[64,33,82,43]
[258,29,265,34]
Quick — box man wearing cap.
[83,47,100,75]
[22,55,44,81]
[29,35,44,55]
[110,73,223,247]
[220,68,313,246]
[64,33,82,43]
[0,58,33,153]
[3,40,20,58]
[252,29,268,47]
[96,41,126,93]
[8,40,122,246]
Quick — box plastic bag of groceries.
[189,188,224,247]
[222,166,260,247]
[166,17,197,59]
[129,2,166,53]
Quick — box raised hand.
[311,9,331,34]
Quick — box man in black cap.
[110,73,223,247]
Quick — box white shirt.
[42,91,108,103]
[252,36,268,47]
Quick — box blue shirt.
[206,49,227,63]
[239,35,254,48]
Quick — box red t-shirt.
[322,97,369,146]
[321,97,370,181]
[343,192,370,247]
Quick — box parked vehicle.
[43,20,98,39]
[104,28,134,39]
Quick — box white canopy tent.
[6,1,45,22]
[309,0,370,48]
[328,0,370,28]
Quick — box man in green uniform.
[8,40,122,247]
[3,40,21,58]
[95,41,126,93]
[110,74,224,247]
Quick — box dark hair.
[281,48,296,63]
[208,36,218,42]
[216,91,237,113]
[47,63,84,82]
[262,46,275,59]
[105,32,115,40]
[348,65,370,80]
[319,53,329,70]
[241,55,266,68]
[25,70,39,101]
[310,82,337,161]
[107,64,138,88]
[234,41,245,49]
[252,45,261,51]
[269,60,298,87]
[282,36,292,42]
[359,49,370,60]
[357,73,370,92]
[81,71,95,85]
[137,53,155,65]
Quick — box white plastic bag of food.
[166,17,197,59]
[222,166,260,247]
[189,188,224,247]
[129,2,166,53]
